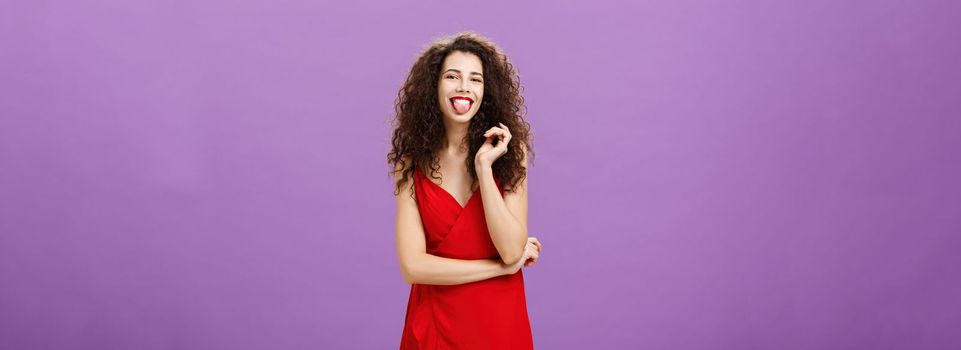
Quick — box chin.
[444,112,475,123]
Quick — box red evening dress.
[399,167,534,349]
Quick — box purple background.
[2,0,960,349]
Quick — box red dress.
[400,168,534,349]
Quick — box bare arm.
[394,165,521,285]
[476,145,530,265]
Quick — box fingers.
[481,133,494,147]
[523,238,541,267]
[482,123,512,148]
[482,128,505,142]
[498,123,512,145]
[524,250,539,267]
[527,237,541,252]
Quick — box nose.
[457,78,470,92]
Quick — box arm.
[394,165,517,285]
[476,146,530,265]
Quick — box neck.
[441,118,470,155]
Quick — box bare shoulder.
[503,146,529,230]
[392,154,411,178]
[395,155,426,264]
[519,143,531,166]
[393,155,416,191]
[506,145,530,192]
[393,155,419,210]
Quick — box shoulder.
[393,155,417,178]
[510,145,530,191]
[393,155,420,196]
[519,144,530,168]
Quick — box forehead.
[441,51,483,73]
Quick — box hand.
[475,122,512,169]
[506,237,541,274]
[523,237,542,267]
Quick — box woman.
[387,32,542,349]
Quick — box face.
[437,51,484,123]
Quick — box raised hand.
[475,122,512,169]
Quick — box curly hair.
[387,32,535,199]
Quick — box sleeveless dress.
[399,167,534,349]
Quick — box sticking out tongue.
[452,99,471,114]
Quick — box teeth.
[453,99,470,107]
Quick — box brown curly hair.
[387,32,535,199]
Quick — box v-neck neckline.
[418,168,479,210]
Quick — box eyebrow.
[443,69,483,77]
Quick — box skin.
[395,51,542,285]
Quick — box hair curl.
[387,32,535,200]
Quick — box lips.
[449,96,474,114]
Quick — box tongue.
[453,99,471,114]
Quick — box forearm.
[403,253,511,286]
[476,166,527,264]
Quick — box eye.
[446,75,457,79]
[472,78,482,83]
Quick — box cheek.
[440,83,457,96]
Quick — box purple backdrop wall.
[1,0,959,349]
